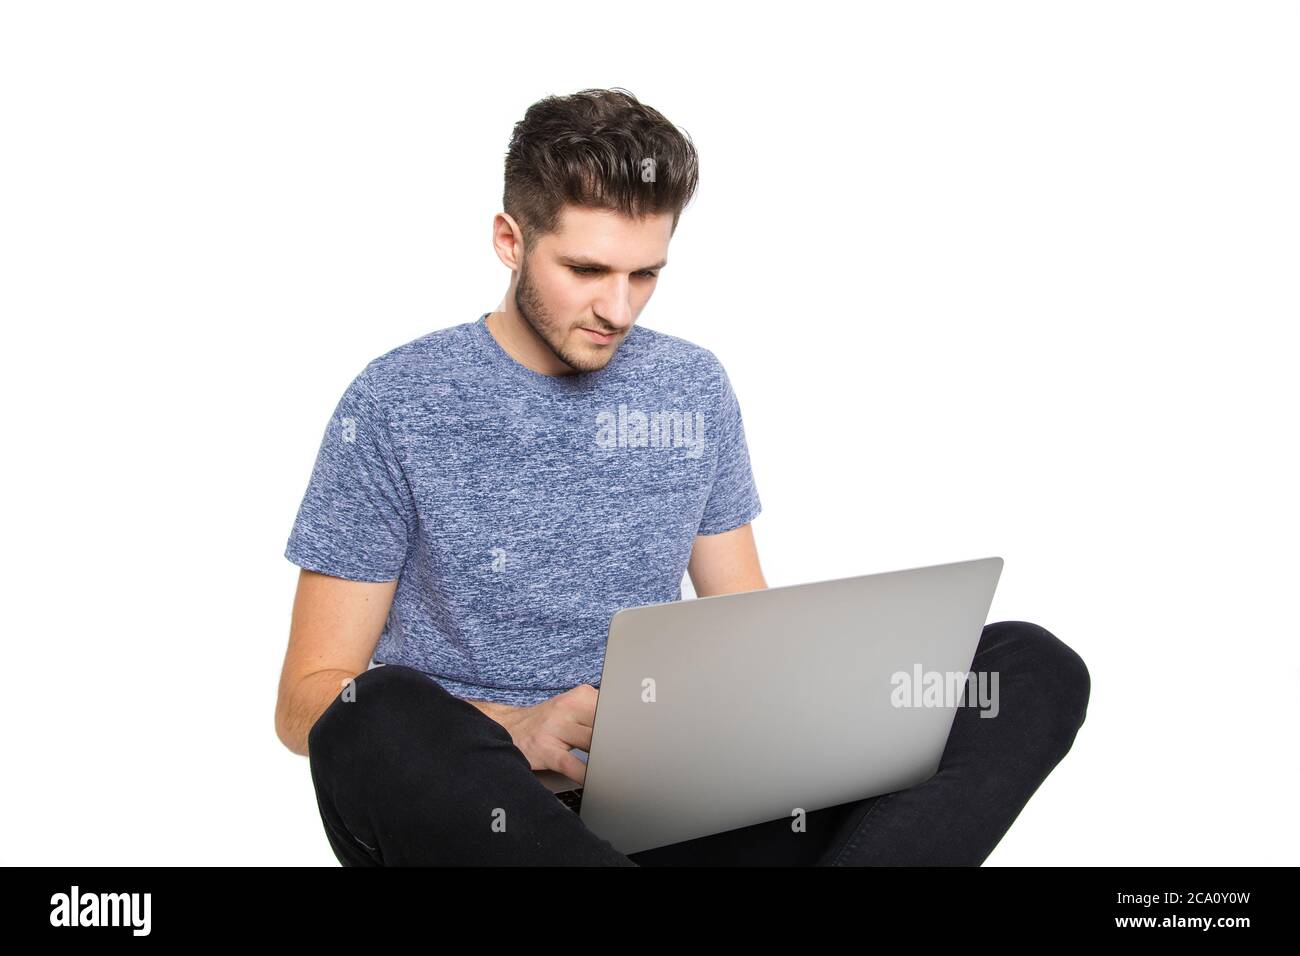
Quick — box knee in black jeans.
[309,663,497,759]
[306,664,512,864]
[309,662,518,774]
[978,620,1091,755]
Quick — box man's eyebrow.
[559,256,668,271]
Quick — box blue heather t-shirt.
[285,312,762,707]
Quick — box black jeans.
[306,619,1090,865]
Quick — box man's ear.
[492,211,527,272]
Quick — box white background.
[1,0,1295,866]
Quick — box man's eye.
[568,266,658,278]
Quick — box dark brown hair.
[503,88,700,254]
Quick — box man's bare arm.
[687,521,767,597]
[274,569,400,756]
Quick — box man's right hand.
[477,684,597,786]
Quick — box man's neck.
[485,308,574,377]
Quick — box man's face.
[514,204,673,373]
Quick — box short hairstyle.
[503,88,700,254]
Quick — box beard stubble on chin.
[514,257,612,375]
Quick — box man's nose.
[593,279,636,329]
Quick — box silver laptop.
[534,555,1004,855]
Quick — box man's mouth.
[581,327,616,345]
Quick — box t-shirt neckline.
[470,311,627,396]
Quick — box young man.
[275,88,1090,866]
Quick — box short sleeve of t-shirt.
[696,358,763,536]
[284,367,416,582]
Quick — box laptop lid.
[576,555,1004,854]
